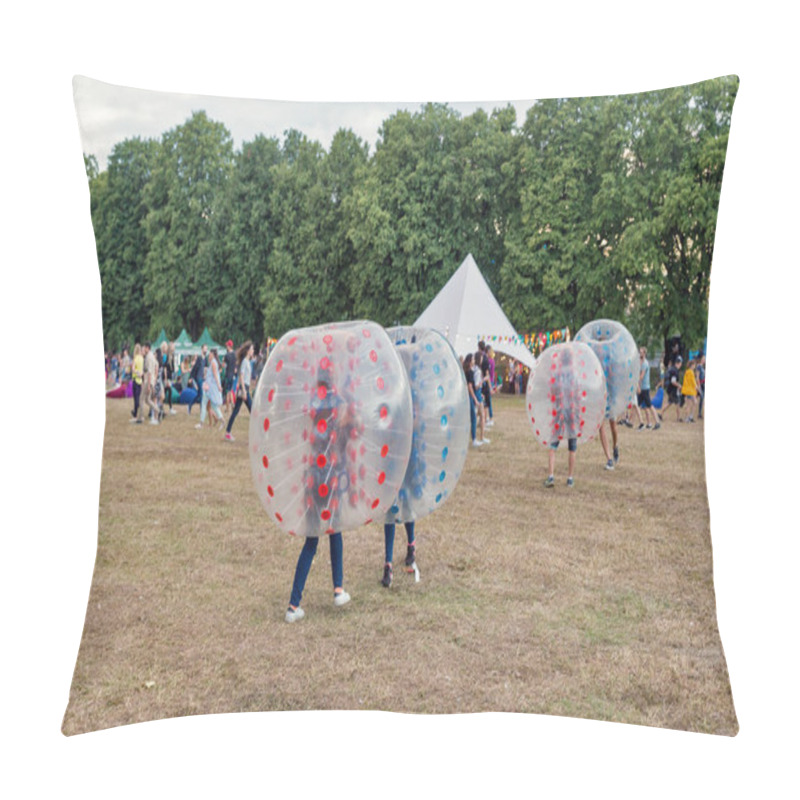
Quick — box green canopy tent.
[172,328,196,358]
[194,327,224,354]
[152,328,169,350]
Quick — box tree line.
[84,75,738,355]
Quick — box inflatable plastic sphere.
[575,319,638,419]
[384,326,470,524]
[526,341,607,447]
[249,321,413,537]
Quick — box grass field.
[62,391,737,735]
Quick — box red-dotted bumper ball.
[249,321,413,537]
[384,326,470,523]
[574,319,638,419]
[526,341,607,447]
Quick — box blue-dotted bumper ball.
[384,326,470,524]
[575,319,638,419]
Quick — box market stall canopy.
[413,253,536,369]
[194,327,223,353]
[152,328,169,349]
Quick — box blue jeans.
[289,532,343,608]
[384,522,415,563]
[469,394,477,441]
[226,387,251,433]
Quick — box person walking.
[187,345,207,415]
[142,342,159,425]
[222,339,237,415]
[681,359,698,422]
[636,346,659,430]
[225,341,254,441]
[130,343,143,424]
[197,347,224,429]
[662,356,684,421]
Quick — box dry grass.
[62,392,737,735]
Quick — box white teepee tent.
[413,253,536,369]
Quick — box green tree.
[260,128,369,336]
[203,134,283,344]
[143,111,234,339]
[89,137,159,350]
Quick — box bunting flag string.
[477,327,571,358]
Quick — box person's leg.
[599,422,612,463]
[382,524,395,586]
[610,420,619,463]
[567,438,577,484]
[289,536,319,610]
[485,386,493,421]
[245,387,252,414]
[329,533,349,604]
[226,397,243,434]
[384,523,395,564]
[469,396,477,442]
[404,522,416,567]
[132,382,140,418]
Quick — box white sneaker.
[150,417,159,425]
[482,437,490,444]
[169,409,177,415]
[333,591,351,607]
[285,606,305,623]
[472,440,483,447]
[486,420,494,427]
[195,423,202,430]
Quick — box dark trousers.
[131,381,141,417]
[384,522,415,563]
[289,533,343,608]
[226,388,252,433]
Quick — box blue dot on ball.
[435,493,442,503]
[441,414,448,427]
[437,385,444,398]
[439,470,446,482]
[442,446,449,461]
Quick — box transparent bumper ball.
[526,341,607,447]
[249,321,413,537]
[574,319,638,419]
[384,326,470,524]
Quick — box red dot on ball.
[317,419,327,433]
[276,360,283,372]
[319,484,329,497]
[378,472,386,484]
[267,485,274,497]
[317,454,327,468]
[318,386,327,400]
[371,498,380,509]
[370,350,378,362]
[263,418,270,432]
[381,445,389,457]
[262,455,269,468]
[321,510,331,521]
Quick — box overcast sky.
[74,75,538,169]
